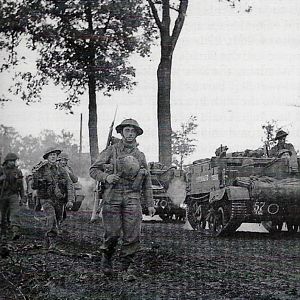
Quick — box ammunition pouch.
[37,179,48,190]
[54,183,65,199]
[131,168,147,191]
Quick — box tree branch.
[170,0,188,51]
[147,0,162,31]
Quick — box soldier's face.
[281,152,290,159]
[122,126,137,143]
[6,160,16,168]
[47,152,58,163]
[59,158,68,167]
[278,137,286,145]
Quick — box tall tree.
[0,0,155,163]
[147,0,188,166]
[147,0,251,166]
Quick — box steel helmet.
[275,130,288,140]
[57,152,69,160]
[43,147,62,159]
[3,153,19,163]
[115,119,143,136]
[277,149,292,158]
[117,155,140,179]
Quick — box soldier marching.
[90,118,155,281]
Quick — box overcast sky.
[1,0,299,164]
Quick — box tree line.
[0,124,90,177]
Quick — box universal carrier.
[185,155,300,236]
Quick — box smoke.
[167,176,186,206]
[77,177,95,210]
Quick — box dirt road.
[0,209,299,299]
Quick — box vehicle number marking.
[154,199,160,206]
[253,202,265,215]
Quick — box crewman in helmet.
[31,147,75,248]
[269,130,298,172]
[0,153,25,241]
[90,118,155,281]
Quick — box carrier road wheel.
[215,207,226,234]
[186,201,207,231]
[286,222,299,233]
[207,207,226,235]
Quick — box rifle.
[90,106,118,223]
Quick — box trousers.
[0,194,21,235]
[40,198,65,237]
[100,190,142,258]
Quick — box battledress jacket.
[31,161,75,203]
[0,165,24,198]
[90,140,154,207]
[269,142,298,170]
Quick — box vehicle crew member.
[90,118,155,281]
[269,130,298,172]
[0,153,25,241]
[32,147,75,248]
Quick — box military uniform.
[90,119,154,278]
[32,148,75,240]
[0,153,24,240]
[269,130,298,172]
[57,152,78,220]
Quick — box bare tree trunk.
[86,2,99,164]
[157,56,172,166]
[148,0,188,167]
[88,73,99,164]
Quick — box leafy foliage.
[261,120,283,153]
[171,115,198,169]
[0,0,156,110]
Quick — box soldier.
[90,118,155,281]
[57,152,78,184]
[32,147,75,248]
[57,152,78,220]
[277,149,292,159]
[269,130,298,172]
[0,153,25,241]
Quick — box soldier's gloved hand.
[106,174,120,184]
[148,207,156,217]
[66,201,73,210]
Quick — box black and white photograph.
[0,0,299,299]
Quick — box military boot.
[0,231,7,243]
[11,225,21,241]
[120,255,137,282]
[101,251,113,276]
[44,231,57,250]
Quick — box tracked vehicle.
[185,155,300,236]
[142,163,186,221]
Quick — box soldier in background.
[269,130,298,172]
[57,152,78,184]
[57,152,78,220]
[90,118,155,281]
[0,153,25,241]
[32,147,75,248]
